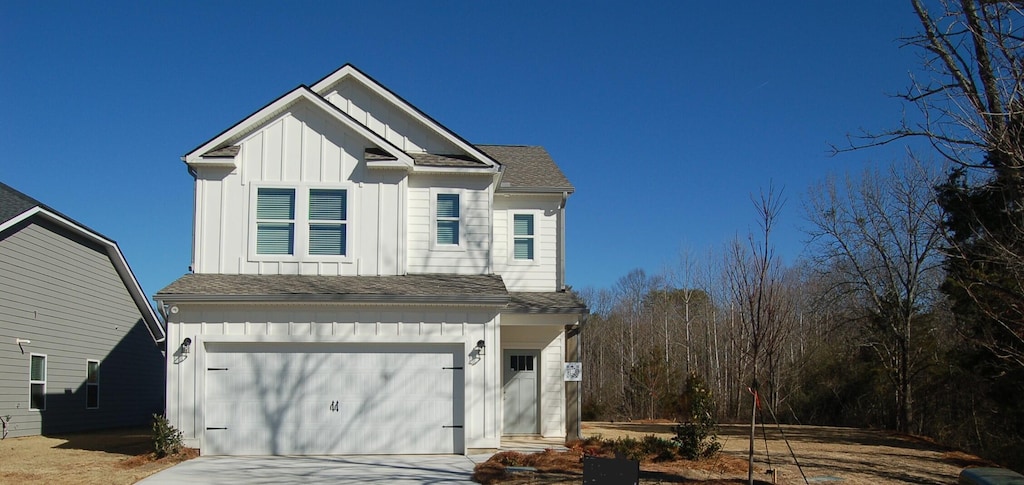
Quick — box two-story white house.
[156,64,585,455]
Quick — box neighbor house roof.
[156,273,510,305]
[0,182,166,345]
[478,145,575,194]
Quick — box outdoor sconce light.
[475,339,486,356]
[181,337,192,354]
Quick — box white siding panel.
[329,79,460,154]
[493,197,562,291]
[195,99,406,276]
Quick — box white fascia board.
[411,165,500,175]
[311,65,500,169]
[183,86,412,169]
[0,207,167,344]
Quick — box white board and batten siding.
[165,305,502,454]
[192,99,406,277]
[493,196,562,292]
[321,78,462,155]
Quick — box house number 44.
[329,401,339,412]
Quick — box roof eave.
[497,186,576,194]
[155,293,511,306]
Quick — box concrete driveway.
[137,454,487,484]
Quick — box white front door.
[502,350,539,435]
[204,343,462,455]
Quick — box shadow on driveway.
[137,455,478,484]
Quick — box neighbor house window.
[513,214,534,260]
[30,354,46,410]
[308,189,347,255]
[436,193,460,245]
[256,188,295,255]
[86,360,100,409]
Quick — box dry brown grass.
[474,422,987,484]
[0,427,196,485]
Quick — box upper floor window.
[256,188,295,255]
[513,214,535,260]
[254,187,348,257]
[436,193,460,246]
[309,189,347,255]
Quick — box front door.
[503,350,539,435]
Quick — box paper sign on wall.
[564,362,582,381]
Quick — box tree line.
[577,0,1024,471]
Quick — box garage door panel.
[204,344,460,455]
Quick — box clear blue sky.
[1,1,926,298]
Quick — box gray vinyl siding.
[0,220,164,437]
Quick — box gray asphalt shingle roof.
[0,181,43,225]
[157,273,510,304]
[479,145,574,193]
[507,291,588,314]
[157,273,588,315]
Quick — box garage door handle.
[442,425,463,429]
[442,366,464,370]
[206,427,228,430]
[207,368,229,371]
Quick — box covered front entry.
[502,349,540,435]
[203,342,463,455]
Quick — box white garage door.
[203,343,462,455]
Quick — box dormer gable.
[312,64,499,174]
[182,85,413,170]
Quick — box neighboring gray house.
[0,182,166,437]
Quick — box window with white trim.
[308,189,347,255]
[435,193,460,246]
[86,360,100,409]
[513,214,535,260]
[256,187,295,255]
[253,187,349,258]
[29,354,45,410]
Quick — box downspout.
[558,191,568,290]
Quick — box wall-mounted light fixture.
[475,339,486,356]
[181,337,192,354]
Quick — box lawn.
[0,427,196,485]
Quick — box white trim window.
[252,186,350,259]
[86,360,100,409]
[512,213,535,261]
[29,354,46,410]
[433,191,462,248]
[255,187,295,255]
[308,189,347,255]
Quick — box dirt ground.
[583,421,990,484]
[0,427,196,485]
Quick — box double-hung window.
[436,193,460,246]
[30,354,46,410]
[309,189,347,255]
[256,188,295,255]
[513,214,535,261]
[86,360,100,409]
